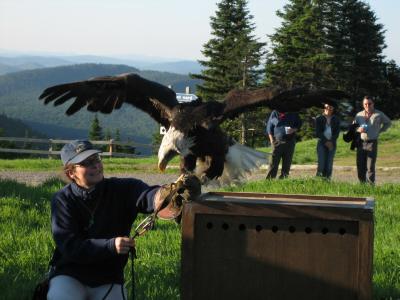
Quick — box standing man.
[354,96,391,184]
[266,110,302,179]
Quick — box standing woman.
[315,101,340,179]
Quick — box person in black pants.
[265,110,302,179]
[353,96,391,184]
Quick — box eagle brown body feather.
[39,73,348,183]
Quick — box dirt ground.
[0,170,177,187]
[0,165,399,187]
[283,165,400,185]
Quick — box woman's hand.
[115,237,135,255]
[324,141,334,151]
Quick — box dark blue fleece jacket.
[266,110,302,141]
[49,177,159,287]
[315,114,341,145]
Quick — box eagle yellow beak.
[158,161,167,172]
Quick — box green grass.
[1,177,399,299]
[0,178,181,299]
[0,179,63,299]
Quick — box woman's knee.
[88,284,127,300]
[47,275,87,300]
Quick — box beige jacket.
[354,109,391,141]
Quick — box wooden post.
[240,113,247,145]
[48,139,53,159]
[109,139,114,157]
[248,128,255,147]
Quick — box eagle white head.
[158,126,194,172]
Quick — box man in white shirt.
[354,96,391,184]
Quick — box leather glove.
[154,174,202,221]
[178,174,202,202]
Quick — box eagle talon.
[199,174,209,185]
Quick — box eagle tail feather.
[202,143,269,187]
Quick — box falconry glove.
[154,174,201,221]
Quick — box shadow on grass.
[0,177,64,210]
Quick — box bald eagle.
[39,73,347,185]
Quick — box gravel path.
[0,170,178,187]
[0,165,398,187]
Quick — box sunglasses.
[364,102,373,106]
[76,155,102,167]
[324,106,334,110]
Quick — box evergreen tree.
[266,0,332,89]
[88,114,103,141]
[0,128,17,158]
[104,129,112,141]
[0,128,6,148]
[103,128,112,152]
[152,130,163,155]
[115,129,121,142]
[327,0,386,110]
[377,60,400,119]
[114,128,122,152]
[266,0,333,139]
[265,0,387,139]
[191,0,266,144]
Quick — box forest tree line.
[192,0,400,146]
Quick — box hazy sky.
[1,0,399,62]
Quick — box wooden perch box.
[181,192,374,300]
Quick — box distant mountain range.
[0,63,202,150]
[0,53,203,75]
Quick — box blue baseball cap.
[61,140,102,166]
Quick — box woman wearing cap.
[315,101,341,179]
[46,140,200,300]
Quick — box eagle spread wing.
[40,72,348,130]
[221,87,349,120]
[39,73,178,127]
